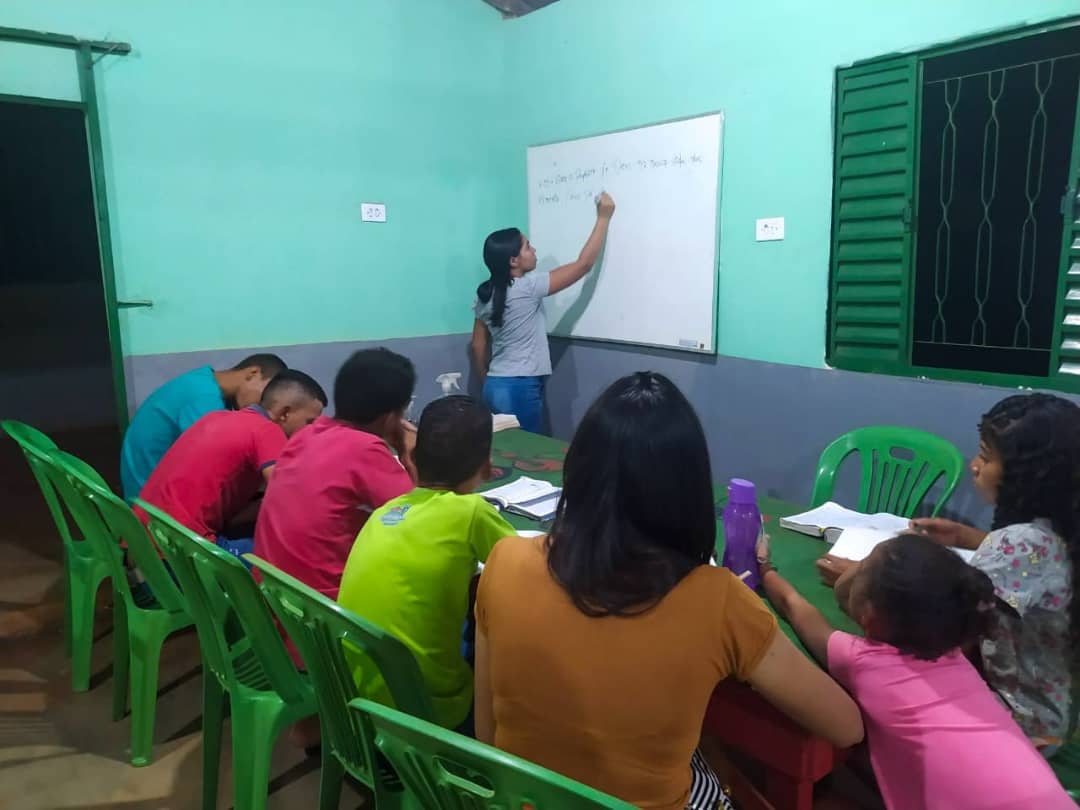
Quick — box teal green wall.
[0,1,509,356]
[504,0,1078,368]
[4,1,1077,366]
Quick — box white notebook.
[829,526,976,564]
[481,477,561,521]
[780,502,910,539]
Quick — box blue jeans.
[217,537,254,568]
[483,376,545,434]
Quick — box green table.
[488,430,1080,803]
[743,497,863,649]
[487,429,853,808]
[487,429,860,650]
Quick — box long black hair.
[865,534,995,660]
[478,227,522,328]
[546,372,716,617]
[980,393,1080,646]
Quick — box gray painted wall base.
[546,337,1060,527]
[128,333,1068,527]
[124,333,477,422]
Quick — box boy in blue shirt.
[120,354,286,499]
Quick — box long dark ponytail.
[478,228,522,328]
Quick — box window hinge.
[1062,184,1078,218]
[902,203,914,231]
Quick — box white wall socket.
[361,203,387,223]
[755,217,785,241]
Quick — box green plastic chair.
[1,420,112,690]
[248,554,435,810]
[350,698,637,810]
[49,450,193,766]
[1050,737,1080,804]
[139,501,316,810]
[810,426,965,517]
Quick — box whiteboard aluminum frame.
[527,110,724,357]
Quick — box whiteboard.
[527,113,722,353]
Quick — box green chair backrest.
[810,426,966,517]
[1050,737,1080,802]
[248,555,435,782]
[24,448,127,595]
[2,420,76,548]
[138,500,308,703]
[350,699,637,810]
[51,452,187,615]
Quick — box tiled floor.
[0,427,366,810]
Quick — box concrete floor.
[0,426,367,810]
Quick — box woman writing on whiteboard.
[471,192,616,433]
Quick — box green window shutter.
[828,55,918,373]
[1050,94,1080,390]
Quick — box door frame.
[0,29,131,430]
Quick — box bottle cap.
[729,478,757,505]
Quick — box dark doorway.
[1,98,122,562]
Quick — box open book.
[779,502,910,539]
[493,413,521,433]
[481,477,561,521]
[829,526,976,564]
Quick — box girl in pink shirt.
[760,533,1072,810]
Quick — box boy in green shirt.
[337,395,514,731]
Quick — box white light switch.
[361,203,387,223]
[755,217,785,241]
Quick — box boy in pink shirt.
[253,348,417,599]
[759,533,1071,810]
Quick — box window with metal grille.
[827,17,1080,392]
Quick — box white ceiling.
[481,0,560,17]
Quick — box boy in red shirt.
[253,348,417,598]
[135,370,327,557]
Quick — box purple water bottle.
[722,479,763,590]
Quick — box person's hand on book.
[815,555,855,587]
[908,517,987,551]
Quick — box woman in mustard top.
[475,372,863,810]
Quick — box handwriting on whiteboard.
[534,153,706,206]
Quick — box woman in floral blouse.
[821,393,1080,752]
[909,394,1079,751]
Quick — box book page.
[516,493,559,519]
[493,414,521,433]
[829,527,896,561]
[483,476,559,505]
[782,502,909,535]
[830,527,977,565]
